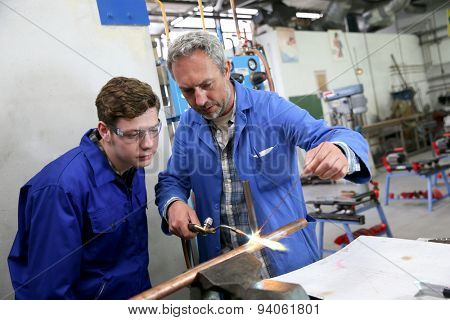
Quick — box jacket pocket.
[253,144,291,191]
[85,205,128,263]
[89,205,126,234]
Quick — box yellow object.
[197,0,206,31]
[156,0,170,42]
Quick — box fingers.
[187,209,201,226]
[167,201,199,239]
[303,142,332,176]
[319,160,348,180]
[303,142,349,180]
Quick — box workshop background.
[0,0,449,300]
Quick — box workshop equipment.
[130,218,308,300]
[415,281,450,299]
[323,84,368,130]
[382,151,450,211]
[334,223,387,246]
[307,191,392,258]
[381,147,410,172]
[369,180,380,199]
[188,218,248,238]
[432,132,450,156]
[196,252,309,299]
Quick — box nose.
[140,131,156,150]
[194,87,208,107]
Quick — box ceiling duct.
[213,0,225,12]
[311,0,352,31]
[362,0,411,31]
[252,0,297,28]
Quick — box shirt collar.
[80,129,135,187]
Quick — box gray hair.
[167,31,225,75]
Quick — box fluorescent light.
[296,12,323,19]
[237,15,252,19]
[228,8,258,15]
[170,17,184,26]
[194,6,214,12]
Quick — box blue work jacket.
[8,130,151,299]
[156,81,370,277]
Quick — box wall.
[378,6,450,109]
[0,0,187,299]
[256,27,430,123]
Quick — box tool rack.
[307,191,393,258]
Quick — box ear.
[224,59,231,79]
[97,121,111,142]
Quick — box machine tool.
[323,84,368,131]
[432,133,450,156]
[307,191,393,257]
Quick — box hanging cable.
[229,0,241,41]
[245,48,275,92]
[155,0,170,42]
[197,0,206,32]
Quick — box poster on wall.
[328,30,346,61]
[277,28,299,63]
[314,70,328,94]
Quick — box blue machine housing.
[230,55,264,91]
[323,84,364,102]
[167,72,190,122]
[96,0,149,26]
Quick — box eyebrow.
[179,79,213,91]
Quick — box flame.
[247,232,287,252]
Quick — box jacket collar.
[79,129,117,187]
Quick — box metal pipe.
[245,48,275,91]
[229,0,241,41]
[242,181,258,234]
[415,25,446,36]
[213,0,224,13]
[130,218,308,300]
[420,35,448,46]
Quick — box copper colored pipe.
[242,181,258,234]
[245,48,275,91]
[229,0,241,41]
[130,218,308,300]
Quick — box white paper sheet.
[274,236,450,299]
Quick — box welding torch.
[187,218,248,237]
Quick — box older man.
[156,32,370,278]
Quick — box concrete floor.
[302,151,450,256]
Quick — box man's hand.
[303,142,349,180]
[167,200,201,239]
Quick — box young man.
[156,32,371,278]
[8,77,161,299]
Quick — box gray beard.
[203,83,232,120]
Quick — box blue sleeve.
[9,185,82,299]
[270,94,371,183]
[155,121,192,234]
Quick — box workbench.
[275,236,450,299]
[308,192,393,258]
[384,163,450,211]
